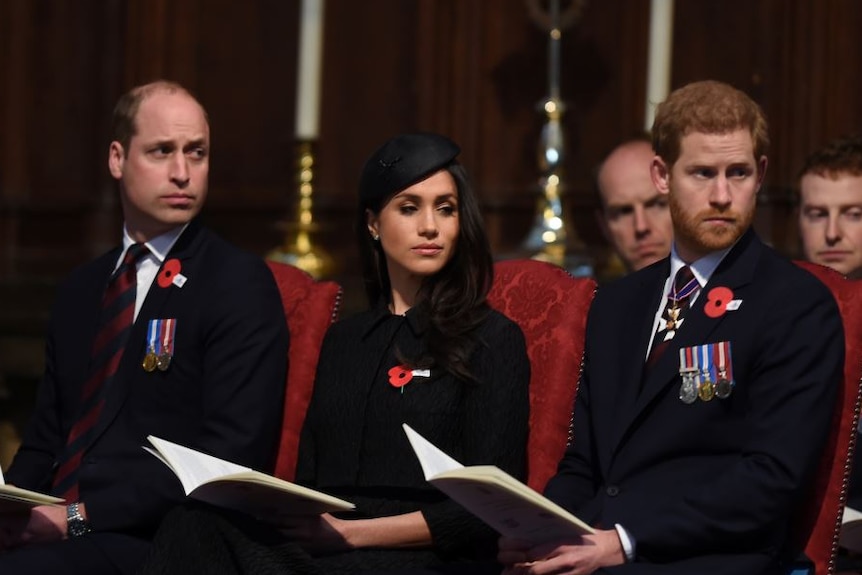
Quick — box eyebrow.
[606,193,666,209]
[146,137,208,147]
[396,192,458,202]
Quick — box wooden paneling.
[3,0,862,350]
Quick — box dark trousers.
[0,532,150,575]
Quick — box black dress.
[138,304,530,575]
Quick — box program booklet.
[145,436,354,519]
[0,465,65,513]
[402,424,594,543]
[840,506,862,554]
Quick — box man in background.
[595,138,673,273]
[799,134,862,575]
[0,80,289,574]
[798,133,862,279]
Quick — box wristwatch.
[66,502,91,537]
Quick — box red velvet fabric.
[266,262,342,481]
[792,261,862,575]
[488,259,597,492]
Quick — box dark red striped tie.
[646,265,698,368]
[52,243,149,502]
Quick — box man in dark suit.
[0,81,289,574]
[500,80,844,574]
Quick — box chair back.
[792,261,862,575]
[487,259,596,492]
[266,261,342,481]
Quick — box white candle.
[295,0,325,139]
[644,0,674,131]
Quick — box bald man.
[596,139,673,272]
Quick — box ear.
[650,156,671,196]
[755,155,768,193]
[365,209,379,240]
[108,141,125,180]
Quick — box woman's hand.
[278,513,353,554]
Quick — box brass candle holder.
[521,0,592,276]
[268,141,334,278]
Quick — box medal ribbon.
[699,344,711,381]
[160,318,175,357]
[721,340,733,383]
[146,319,159,353]
[669,273,699,304]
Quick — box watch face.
[68,518,89,537]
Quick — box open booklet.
[0,464,65,513]
[403,424,594,543]
[840,506,862,554]
[145,436,354,520]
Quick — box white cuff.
[614,523,636,562]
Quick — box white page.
[147,436,250,495]
[402,423,463,479]
[0,464,4,485]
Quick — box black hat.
[359,132,460,209]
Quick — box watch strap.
[66,502,91,537]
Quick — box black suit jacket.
[545,230,843,574]
[8,220,289,538]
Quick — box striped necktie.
[52,243,149,502]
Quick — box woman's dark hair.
[356,162,493,382]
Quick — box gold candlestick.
[522,0,592,276]
[268,141,334,278]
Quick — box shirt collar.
[668,242,733,289]
[120,223,188,267]
[360,300,429,339]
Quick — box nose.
[170,154,190,188]
[633,205,650,239]
[825,214,842,245]
[709,176,732,208]
[418,208,439,238]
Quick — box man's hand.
[498,529,626,575]
[0,505,67,550]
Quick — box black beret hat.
[359,132,460,209]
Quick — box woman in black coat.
[139,132,531,575]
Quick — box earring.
[371,233,379,241]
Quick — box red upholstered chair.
[266,261,342,482]
[791,261,862,575]
[487,259,597,492]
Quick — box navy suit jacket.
[545,230,843,574]
[8,220,289,539]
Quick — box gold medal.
[666,306,680,331]
[156,352,172,372]
[142,351,157,372]
[698,380,715,402]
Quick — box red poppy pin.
[704,286,733,318]
[157,258,183,288]
[388,365,413,388]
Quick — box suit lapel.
[597,261,668,471]
[92,221,207,442]
[610,230,762,454]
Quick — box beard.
[670,194,755,256]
